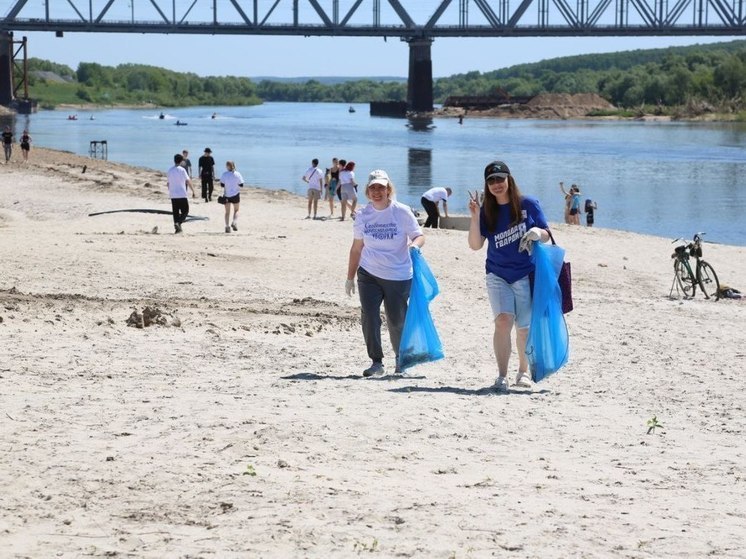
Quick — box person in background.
[181,150,193,181]
[167,153,195,234]
[302,158,324,219]
[198,147,216,202]
[569,185,582,225]
[2,126,13,163]
[585,198,598,227]
[336,159,347,201]
[346,169,425,377]
[339,161,358,221]
[219,161,244,233]
[559,181,572,224]
[325,157,339,218]
[420,186,453,228]
[20,129,31,162]
[468,160,550,393]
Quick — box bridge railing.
[1,0,744,35]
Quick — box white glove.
[519,227,544,254]
[525,227,543,241]
[409,245,421,255]
[345,279,356,297]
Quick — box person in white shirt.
[338,161,358,221]
[421,186,452,228]
[346,169,426,377]
[302,158,324,219]
[219,161,245,233]
[167,153,195,234]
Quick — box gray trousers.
[357,267,411,364]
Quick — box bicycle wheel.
[697,261,720,301]
[674,260,696,298]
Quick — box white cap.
[366,169,390,187]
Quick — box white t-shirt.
[354,201,423,281]
[167,165,190,199]
[220,170,244,197]
[304,166,324,190]
[339,169,355,186]
[423,187,449,203]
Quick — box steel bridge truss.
[0,0,744,37]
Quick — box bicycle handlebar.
[672,233,706,244]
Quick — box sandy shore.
[1,147,745,557]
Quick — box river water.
[10,102,746,246]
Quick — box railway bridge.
[1,0,745,111]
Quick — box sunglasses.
[487,176,508,185]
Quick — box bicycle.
[670,232,720,301]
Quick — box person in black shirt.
[20,130,31,162]
[2,126,13,163]
[198,147,216,202]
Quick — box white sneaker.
[514,371,531,388]
[494,377,509,394]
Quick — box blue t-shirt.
[479,196,549,283]
[570,194,581,211]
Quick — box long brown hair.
[483,175,524,232]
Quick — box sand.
[1,147,745,558]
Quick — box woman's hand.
[468,190,481,219]
[519,227,547,254]
[345,279,356,297]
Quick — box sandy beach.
[1,147,745,558]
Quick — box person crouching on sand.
[167,153,195,234]
[220,161,244,233]
[346,169,425,377]
[468,160,550,393]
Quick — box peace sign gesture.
[468,189,482,219]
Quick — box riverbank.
[435,93,746,122]
[1,148,745,557]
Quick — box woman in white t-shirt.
[219,161,244,233]
[338,161,358,221]
[345,169,425,376]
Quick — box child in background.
[585,198,597,227]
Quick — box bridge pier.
[0,31,14,107]
[406,38,433,113]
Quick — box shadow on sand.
[282,373,551,396]
[282,372,427,382]
[388,385,552,396]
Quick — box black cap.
[204,147,212,153]
[484,161,510,180]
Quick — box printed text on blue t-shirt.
[492,220,527,248]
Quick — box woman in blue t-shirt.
[468,161,550,393]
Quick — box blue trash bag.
[525,241,570,382]
[398,249,445,371]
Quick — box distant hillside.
[433,39,746,114]
[489,39,746,77]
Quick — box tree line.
[28,61,262,107]
[439,40,746,111]
[26,39,746,113]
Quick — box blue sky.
[22,32,740,78]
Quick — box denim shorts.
[486,273,532,329]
